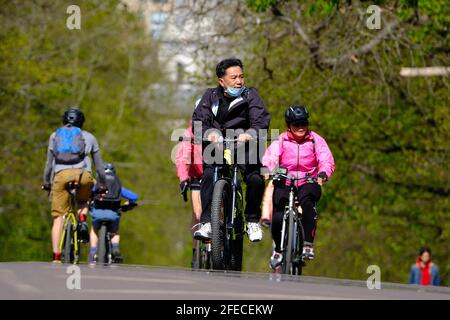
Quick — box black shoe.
[113,254,123,264]
[79,222,89,243]
[112,248,123,263]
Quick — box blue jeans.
[90,208,120,233]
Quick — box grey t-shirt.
[48,130,99,173]
[43,128,106,186]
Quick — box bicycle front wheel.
[282,209,295,274]
[211,179,231,270]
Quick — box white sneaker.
[302,245,315,260]
[193,222,212,240]
[270,251,283,270]
[247,222,263,242]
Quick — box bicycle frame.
[280,181,301,257]
[273,171,316,275]
[208,138,246,270]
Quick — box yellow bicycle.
[59,181,81,264]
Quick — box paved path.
[0,262,449,300]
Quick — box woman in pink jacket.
[262,106,335,270]
[176,120,203,261]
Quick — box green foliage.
[239,0,449,285]
[0,0,448,288]
[0,0,190,267]
[246,0,280,13]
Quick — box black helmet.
[104,163,115,173]
[285,105,309,126]
[63,108,85,128]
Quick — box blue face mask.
[225,86,246,97]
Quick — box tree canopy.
[0,0,448,286]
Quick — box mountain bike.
[178,135,273,271]
[177,138,212,270]
[210,136,254,271]
[271,167,318,275]
[95,203,137,265]
[191,223,212,270]
[178,136,245,271]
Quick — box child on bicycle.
[176,102,204,266]
[262,105,335,270]
[89,163,138,264]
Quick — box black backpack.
[94,171,122,210]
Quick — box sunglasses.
[291,122,309,130]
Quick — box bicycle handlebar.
[272,173,317,181]
[120,202,137,212]
[178,136,278,143]
[266,168,318,186]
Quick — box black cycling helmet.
[285,105,309,126]
[63,108,85,128]
[104,163,115,173]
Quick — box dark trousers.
[271,183,321,251]
[200,163,265,224]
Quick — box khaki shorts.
[51,169,94,217]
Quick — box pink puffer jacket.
[175,121,203,182]
[262,130,335,187]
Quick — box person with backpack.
[89,163,138,264]
[262,105,335,270]
[42,108,107,263]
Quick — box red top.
[416,258,432,286]
[175,121,203,182]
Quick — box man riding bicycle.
[42,108,107,263]
[262,106,334,270]
[192,58,270,242]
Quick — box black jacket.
[192,86,270,138]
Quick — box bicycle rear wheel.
[198,241,211,270]
[230,216,244,271]
[63,222,72,264]
[211,179,231,270]
[294,219,305,275]
[204,243,212,269]
[192,240,201,270]
[97,224,109,265]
